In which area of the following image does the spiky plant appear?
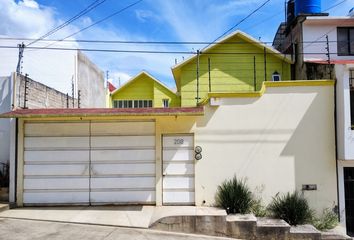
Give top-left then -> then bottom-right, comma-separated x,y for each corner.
215,176 -> 254,214
268,191 -> 313,226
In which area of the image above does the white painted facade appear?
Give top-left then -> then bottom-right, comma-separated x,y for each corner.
12,83 -> 337,214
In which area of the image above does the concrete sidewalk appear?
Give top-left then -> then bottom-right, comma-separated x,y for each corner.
0,205 -> 226,229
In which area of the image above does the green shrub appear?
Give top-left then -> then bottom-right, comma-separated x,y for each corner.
251,199 -> 268,217
268,191 -> 313,225
215,176 -> 254,214
312,208 -> 338,231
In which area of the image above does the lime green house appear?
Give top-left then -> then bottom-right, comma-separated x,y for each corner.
172,30 -> 293,107
109,71 -> 180,108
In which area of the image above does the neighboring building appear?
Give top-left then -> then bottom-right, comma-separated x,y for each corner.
172,30 -> 293,107
108,71 -> 180,108
272,3 -> 354,235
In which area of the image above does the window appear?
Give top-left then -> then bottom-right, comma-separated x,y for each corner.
337,27 -> 354,56
162,99 -> 169,108
113,100 -> 153,108
272,71 -> 281,81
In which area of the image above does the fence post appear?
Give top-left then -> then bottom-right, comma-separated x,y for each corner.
77,90 -> 81,108
254,56 -> 257,91
208,57 -> 211,93
23,74 -> 29,109
196,50 -> 200,105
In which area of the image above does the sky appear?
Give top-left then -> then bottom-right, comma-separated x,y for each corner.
0,0 -> 352,93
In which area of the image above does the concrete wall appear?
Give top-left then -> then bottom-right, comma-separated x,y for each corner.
157,83 -> 337,213
15,74 -> 77,109
0,76 -> 12,164
76,51 -> 105,108
13,82 -> 337,214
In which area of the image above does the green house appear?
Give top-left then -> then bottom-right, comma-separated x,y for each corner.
172,30 -> 293,107
109,71 -> 180,108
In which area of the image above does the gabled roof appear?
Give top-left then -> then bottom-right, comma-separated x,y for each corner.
111,71 -> 176,96
171,30 -> 293,90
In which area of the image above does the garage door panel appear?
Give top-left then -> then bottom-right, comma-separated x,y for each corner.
91,177 -> 155,189
90,191 -> 155,203
25,137 -> 89,149
163,191 -> 195,204
163,136 -> 193,148
24,150 -> 89,163
25,123 -> 89,137
24,178 -> 89,190
163,163 -> 194,175
24,192 -> 89,204
24,164 -> 89,176
163,149 -> 194,161
91,150 -> 155,161
91,122 -> 155,136
163,176 -> 194,189
91,136 -> 155,148
91,164 -> 155,175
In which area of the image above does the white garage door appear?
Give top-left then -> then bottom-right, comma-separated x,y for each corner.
162,135 -> 195,205
23,121 -> 156,205
23,122 -> 90,204
90,121 -> 156,204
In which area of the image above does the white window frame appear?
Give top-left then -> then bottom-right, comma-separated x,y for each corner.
162,99 -> 169,108
113,100 -> 153,108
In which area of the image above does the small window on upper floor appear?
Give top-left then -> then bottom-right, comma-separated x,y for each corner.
337,27 -> 354,56
272,71 -> 281,81
162,99 -> 169,108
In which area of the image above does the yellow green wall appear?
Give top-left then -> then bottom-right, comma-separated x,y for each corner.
179,35 -> 291,106
111,73 -> 180,107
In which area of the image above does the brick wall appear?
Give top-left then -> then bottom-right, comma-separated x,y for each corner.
15,74 -> 77,109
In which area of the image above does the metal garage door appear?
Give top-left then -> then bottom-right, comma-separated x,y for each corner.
23,121 -> 156,205
24,122 -> 90,204
162,134 -> 195,205
90,121 -> 156,204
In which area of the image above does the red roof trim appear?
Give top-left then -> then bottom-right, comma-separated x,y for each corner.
305,59 -> 354,64
0,107 -> 204,118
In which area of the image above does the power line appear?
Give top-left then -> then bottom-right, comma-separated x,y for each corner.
324,0 -> 348,12
209,0 -> 272,45
0,44 -> 343,55
42,0 -> 143,49
27,0 -> 107,46
0,36 -> 348,45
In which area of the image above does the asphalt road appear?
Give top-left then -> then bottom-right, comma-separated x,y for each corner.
0,218 -> 235,240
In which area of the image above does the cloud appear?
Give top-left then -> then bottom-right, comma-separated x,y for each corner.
18,0 -> 39,9
0,0 -> 55,37
135,9 -> 161,23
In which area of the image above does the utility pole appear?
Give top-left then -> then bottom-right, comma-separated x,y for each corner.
16,43 -> 25,74
106,70 -> 109,88
325,35 -> 332,79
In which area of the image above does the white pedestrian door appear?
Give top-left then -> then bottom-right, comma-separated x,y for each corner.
23,121 -> 156,205
162,135 -> 195,205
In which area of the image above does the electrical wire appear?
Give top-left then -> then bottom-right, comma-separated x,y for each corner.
41,0 -> 143,49
27,0 -> 107,46
208,0 -> 272,46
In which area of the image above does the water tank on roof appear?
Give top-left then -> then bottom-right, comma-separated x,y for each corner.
287,0 -> 295,23
295,0 -> 321,16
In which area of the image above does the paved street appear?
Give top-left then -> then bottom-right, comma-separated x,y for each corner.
0,218 -> 235,240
